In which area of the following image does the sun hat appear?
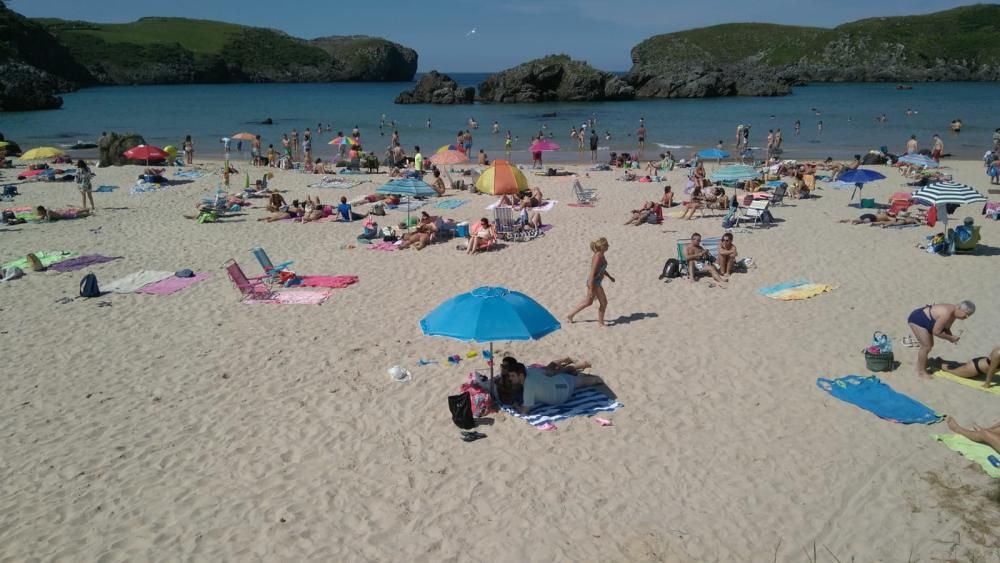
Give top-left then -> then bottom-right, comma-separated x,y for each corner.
388,366 -> 412,382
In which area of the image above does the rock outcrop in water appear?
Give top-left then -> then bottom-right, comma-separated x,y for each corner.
627,4 -> 1000,98
478,55 -> 634,103
99,133 -> 147,167
394,71 -> 475,104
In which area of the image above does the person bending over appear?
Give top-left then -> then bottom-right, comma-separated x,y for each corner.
907,301 -> 975,378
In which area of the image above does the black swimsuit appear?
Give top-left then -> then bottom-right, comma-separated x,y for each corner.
972,357 -> 989,377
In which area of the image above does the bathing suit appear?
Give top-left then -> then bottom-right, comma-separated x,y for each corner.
972,357 -> 989,377
591,261 -> 607,287
907,305 -> 935,333
859,213 -> 877,222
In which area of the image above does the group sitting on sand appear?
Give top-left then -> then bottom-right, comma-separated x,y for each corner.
498,187 -> 545,208
496,356 -> 604,414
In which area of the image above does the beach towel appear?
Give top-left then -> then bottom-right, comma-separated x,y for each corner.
3,251 -> 75,270
758,279 -> 834,301
933,434 -> 1000,478
389,200 -> 427,212
486,199 -> 557,212
103,270 -> 174,294
242,289 -> 331,305
296,275 -> 358,289
568,202 -> 594,208
173,170 -> 209,179
934,370 -> 1000,395
367,242 -> 399,251
136,272 -> 212,295
47,254 -> 123,272
95,185 -> 117,193
307,178 -> 361,189
434,199 -> 468,209
501,388 -> 623,428
816,375 -> 942,424
131,181 -> 162,194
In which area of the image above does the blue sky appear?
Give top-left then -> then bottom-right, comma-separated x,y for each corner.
11,0 -> 985,72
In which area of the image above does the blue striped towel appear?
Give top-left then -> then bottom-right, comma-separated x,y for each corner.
434,199 -> 468,209
502,388 -> 623,427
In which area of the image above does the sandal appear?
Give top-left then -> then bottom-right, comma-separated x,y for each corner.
901,336 -> 919,348
460,431 -> 486,442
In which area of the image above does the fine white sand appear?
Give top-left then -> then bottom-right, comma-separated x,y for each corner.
1,156 -> 998,562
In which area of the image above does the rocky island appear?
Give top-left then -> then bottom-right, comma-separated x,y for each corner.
477,55 -> 634,103
394,71 -> 474,104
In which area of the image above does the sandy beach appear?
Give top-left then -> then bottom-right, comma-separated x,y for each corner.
1,155 -> 998,562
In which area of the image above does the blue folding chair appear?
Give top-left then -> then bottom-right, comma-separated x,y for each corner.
250,247 -> 293,283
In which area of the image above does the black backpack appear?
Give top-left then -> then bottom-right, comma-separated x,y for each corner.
448,392 -> 476,429
660,258 -> 681,279
79,273 -> 101,298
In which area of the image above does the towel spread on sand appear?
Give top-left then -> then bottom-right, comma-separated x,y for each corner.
502,388 -> 623,428
242,289 -> 331,305
934,370 -> 1000,395
817,375 -> 942,424
758,279 -> 834,301
389,200 -> 427,212
48,255 -> 123,272
487,199 -> 557,212
173,170 -> 209,179
136,272 -> 212,295
434,199 -> 468,209
308,178 -> 361,189
95,185 -> 117,192
296,275 -> 358,289
103,270 -> 174,294
568,202 -> 595,208
3,251 -> 76,270
933,434 -> 1000,478
367,242 -> 399,251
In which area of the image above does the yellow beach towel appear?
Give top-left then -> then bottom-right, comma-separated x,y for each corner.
933,434 -> 1000,478
934,370 -> 1000,395
763,283 -> 835,301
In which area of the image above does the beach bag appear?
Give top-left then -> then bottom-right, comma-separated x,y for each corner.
864,347 -> 894,372
448,392 -> 476,429
460,374 -> 497,417
721,209 -> 737,229
79,273 -> 100,298
660,258 -> 681,279
860,198 -> 876,209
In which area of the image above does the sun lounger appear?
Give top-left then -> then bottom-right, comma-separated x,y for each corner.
737,199 -> 771,228
572,180 -> 597,205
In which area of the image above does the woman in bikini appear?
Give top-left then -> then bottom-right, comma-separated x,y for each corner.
906,301 -> 975,378
36,206 -> 91,221
567,237 -> 614,326
932,346 -> 999,389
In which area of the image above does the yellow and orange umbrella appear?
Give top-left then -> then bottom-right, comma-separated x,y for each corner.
475,160 -> 528,195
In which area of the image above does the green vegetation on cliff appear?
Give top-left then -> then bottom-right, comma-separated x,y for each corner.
35,16 -> 417,84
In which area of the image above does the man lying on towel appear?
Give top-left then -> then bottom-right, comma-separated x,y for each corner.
498,357 -> 604,414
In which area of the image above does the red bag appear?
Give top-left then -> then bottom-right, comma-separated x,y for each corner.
926,205 -> 937,227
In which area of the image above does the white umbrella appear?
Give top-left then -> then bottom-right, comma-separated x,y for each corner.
912,181 -> 987,228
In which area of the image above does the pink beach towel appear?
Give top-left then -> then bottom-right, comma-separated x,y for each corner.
242,289 -> 331,305
367,242 -> 399,251
136,272 -> 212,295
297,275 -> 358,288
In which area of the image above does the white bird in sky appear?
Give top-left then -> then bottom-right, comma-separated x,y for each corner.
465,28 -> 476,38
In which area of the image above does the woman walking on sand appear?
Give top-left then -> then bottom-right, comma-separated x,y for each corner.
567,237 -> 615,326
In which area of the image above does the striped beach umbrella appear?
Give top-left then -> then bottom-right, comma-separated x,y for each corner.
709,164 -> 759,182
475,160 -> 528,195
329,136 -> 357,146
912,181 -> 986,207
436,144 -> 465,154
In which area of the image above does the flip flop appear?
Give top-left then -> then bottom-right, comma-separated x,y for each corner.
901,336 -> 919,348
537,422 -> 557,432
460,431 -> 486,442
594,417 -> 614,427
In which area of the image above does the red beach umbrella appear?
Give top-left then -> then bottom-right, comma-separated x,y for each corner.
123,144 -> 169,165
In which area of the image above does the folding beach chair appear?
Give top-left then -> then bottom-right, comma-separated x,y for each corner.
887,192 -> 912,216
493,207 -> 538,242
572,180 -> 597,205
251,247 -> 293,278
769,184 -> 788,206
224,259 -> 276,301
737,199 -> 771,228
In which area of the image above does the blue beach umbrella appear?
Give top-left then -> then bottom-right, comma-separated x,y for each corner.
420,286 -> 561,378
697,148 -> 730,160
838,168 -> 887,200
709,164 -> 759,183
377,178 -> 439,227
897,154 -> 939,168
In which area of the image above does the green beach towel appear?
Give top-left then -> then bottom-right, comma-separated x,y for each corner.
3,251 -> 76,270
933,434 -> 1000,478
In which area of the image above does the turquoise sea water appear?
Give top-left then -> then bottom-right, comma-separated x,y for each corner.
3,74 -> 999,161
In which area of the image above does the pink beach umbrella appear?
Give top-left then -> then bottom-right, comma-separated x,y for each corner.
528,139 -> 561,152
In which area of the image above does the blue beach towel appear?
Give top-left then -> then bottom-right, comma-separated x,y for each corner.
95,185 -> 117,192
434,199 -> 468,209
816,375 -> 942,424
502,388 -> 623,427
758,279 -> 811,296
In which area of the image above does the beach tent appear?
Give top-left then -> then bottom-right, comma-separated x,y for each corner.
476,160 -> 528,195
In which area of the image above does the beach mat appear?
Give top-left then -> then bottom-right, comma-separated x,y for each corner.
487,199 -> 557,212
817,375 -> 942,424
296,275 -> 358,289
103,270 -> 174,294
434,199 -> 468,209
48,254 -> 122,273
308,178 -> 361,189
136,272 -> 212,295
934,370 -> 1000,395
568,202 -> 595,208
367,242 -> 399,251
3,251 -> 76,270
933,434 -> 1000,478
502,387 -> 623,428
759,279 -> 834,301
242,289 -> 331,305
